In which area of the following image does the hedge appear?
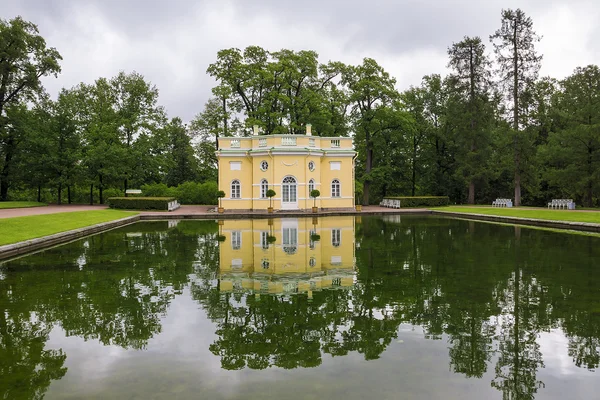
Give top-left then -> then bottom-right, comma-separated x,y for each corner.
107,197 -> 177,210
384,196 -> 449,207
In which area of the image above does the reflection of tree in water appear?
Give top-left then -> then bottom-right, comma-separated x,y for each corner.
0,220 -> 219,398
0,305 -> 67,400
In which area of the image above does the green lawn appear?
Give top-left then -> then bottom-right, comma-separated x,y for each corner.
436,206 -> 600,224
0,210 -> 138,246
0,201 -> 47,209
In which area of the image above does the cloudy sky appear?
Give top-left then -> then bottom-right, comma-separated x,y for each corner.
4,0 -> 600,122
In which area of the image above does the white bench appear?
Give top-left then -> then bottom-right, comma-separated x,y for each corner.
379,199 -> 401,208
125,189 -> 142,195
492,198 -> 513,208
548,199 -> 575,210
167,200 -> 180,211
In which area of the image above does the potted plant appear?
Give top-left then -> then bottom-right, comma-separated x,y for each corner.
266,189 -> 276,213
217,190 -> 226,213
310,189 -> 320,213
355,182 -> 363,212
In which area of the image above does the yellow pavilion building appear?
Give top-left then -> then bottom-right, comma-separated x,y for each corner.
217,216 -> 356,296
216,125 -> 356,211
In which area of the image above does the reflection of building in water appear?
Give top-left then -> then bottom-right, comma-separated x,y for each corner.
218,217 -> 355,295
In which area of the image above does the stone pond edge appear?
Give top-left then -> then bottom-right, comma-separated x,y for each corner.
432,210 -> 600,233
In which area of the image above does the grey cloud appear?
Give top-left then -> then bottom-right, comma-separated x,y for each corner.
4,0 -> 600,122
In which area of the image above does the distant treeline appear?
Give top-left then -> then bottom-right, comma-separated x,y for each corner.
1,10 -> 599,206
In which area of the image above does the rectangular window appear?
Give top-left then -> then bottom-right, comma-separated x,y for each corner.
332,229 -> 341,247
330,139 -> 340,148
231,231 -> 241,250
230,161 -> 241,171
330,161 -> 341,171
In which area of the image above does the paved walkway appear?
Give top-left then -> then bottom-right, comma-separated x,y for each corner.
0,205 -> 108,219
0,204 -> 427,219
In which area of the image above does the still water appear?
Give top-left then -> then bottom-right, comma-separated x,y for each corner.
1,215 -> 599,399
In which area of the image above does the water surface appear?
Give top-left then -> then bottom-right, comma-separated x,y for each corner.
1,215 -> 599,400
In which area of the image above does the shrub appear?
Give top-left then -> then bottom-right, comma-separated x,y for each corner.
141,183 -> 176,198
384,196 -> 449,207
141,181 -> 218,205
107,197 -> 177,210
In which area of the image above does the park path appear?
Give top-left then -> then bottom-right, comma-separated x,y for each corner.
0,204 -> 108,219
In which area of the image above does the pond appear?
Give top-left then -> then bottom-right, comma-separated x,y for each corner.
1,215 -> 599,400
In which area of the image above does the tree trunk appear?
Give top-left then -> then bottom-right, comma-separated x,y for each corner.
0,137 -> 15,201
124,178 -> 128,197
37,185 -> 42,203
89,184 -> 94,205
512,21 -> 521,207
411,136 -> 417,196
99,175 -> 104,204
67,185 -> 71,204
363,142 -> 373,206
468,180 -> 475,204
57,182 -> 62,205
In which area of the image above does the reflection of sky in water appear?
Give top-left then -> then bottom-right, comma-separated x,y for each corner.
42,288 -> 599,400
2,217 -> 600,399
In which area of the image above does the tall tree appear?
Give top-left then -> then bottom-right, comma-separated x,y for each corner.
447,36 -> 494,204
490,9 -> 542,206
0,17 -> 62,200
343,58 -> 402,204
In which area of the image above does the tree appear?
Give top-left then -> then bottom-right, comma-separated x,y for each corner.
541,66 -> 600,206
165,117 -> 198,187
110,71 -> 163,193
447,36 -> 494,204
343,58 -> 402,204
490,9 -> 542,206
0,17 -> 62,200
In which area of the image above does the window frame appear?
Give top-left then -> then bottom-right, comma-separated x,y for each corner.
260,179 -> 269,199
231,179 -> 241,199
331,179 -> 341,198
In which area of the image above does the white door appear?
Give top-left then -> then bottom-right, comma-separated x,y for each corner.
281,176 -> 298,209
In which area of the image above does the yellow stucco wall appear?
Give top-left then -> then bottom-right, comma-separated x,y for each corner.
217,132 -> 356,210
218,216 -> 355,295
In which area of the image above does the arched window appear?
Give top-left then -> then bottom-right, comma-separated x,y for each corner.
308,179 -> 315,195
231,179 -> 241,199
260,179 -> 269,199
331,179 -> 341,198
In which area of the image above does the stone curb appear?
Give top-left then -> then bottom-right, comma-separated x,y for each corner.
0,215 -> 141,261
432,211 -> 600,233
138,209 -> 432,220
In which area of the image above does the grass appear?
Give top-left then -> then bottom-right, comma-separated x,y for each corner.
0,210 -> 138,246
0,201 -> 47,209
435,206 -> 600,224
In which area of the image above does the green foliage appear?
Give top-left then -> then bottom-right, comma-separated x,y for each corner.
107,197 -> 177,210
310,189 -> 320,198
266,189 -> 276,198
384,196 -> 450,207
141,182 -> 218,205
